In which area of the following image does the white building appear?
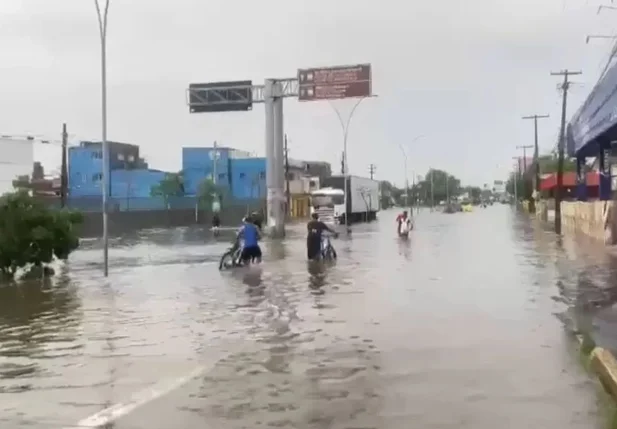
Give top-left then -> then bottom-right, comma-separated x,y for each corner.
0,136 -> 35,196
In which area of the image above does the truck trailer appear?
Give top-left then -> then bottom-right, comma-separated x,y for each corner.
310,175 -> 379,224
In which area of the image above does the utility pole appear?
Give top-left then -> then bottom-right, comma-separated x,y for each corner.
522,114 -> 550,199
284,134 -> 290,218
551,69 -> 581,234
368,163 -> 376,180
516,144 -> 533,202
60,123 -> 68,208
516,145 -> 533,173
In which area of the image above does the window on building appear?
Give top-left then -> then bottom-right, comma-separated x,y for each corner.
259,171 -> 266,180
239,173 -> 246,179
218,173 -> 225,180
92,173 -> 103,182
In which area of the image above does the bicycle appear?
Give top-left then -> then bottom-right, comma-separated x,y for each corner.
218,240 -> 243,270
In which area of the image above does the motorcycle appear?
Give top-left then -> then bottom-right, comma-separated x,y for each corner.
218,239 -> 244,270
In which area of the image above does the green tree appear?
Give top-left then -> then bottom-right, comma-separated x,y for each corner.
412,169 -> 461,204
150,172 -> 184,209
463,186 -> 482,200
0,190 -> 83,280
197,178 -> 224,211
12,175 -> 31,191
379,181 -> 403,208
506,172 -> 531,199
536,154 -> 577,174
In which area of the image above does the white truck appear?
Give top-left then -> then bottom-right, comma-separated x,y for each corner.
310,175 -> 379,225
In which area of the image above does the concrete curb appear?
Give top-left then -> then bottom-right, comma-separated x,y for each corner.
576,334 -> 617,404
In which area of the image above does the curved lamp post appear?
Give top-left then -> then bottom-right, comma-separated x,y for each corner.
94,0 -> 110,276
328,95 -> 377,233
399,135 -> 424,212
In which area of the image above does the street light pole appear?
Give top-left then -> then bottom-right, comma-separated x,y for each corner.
94,0 -> 110,277
329,96 -> 376,233
598,5 -> 617,14
398,145 -> 409,210
398,135 -> 423,214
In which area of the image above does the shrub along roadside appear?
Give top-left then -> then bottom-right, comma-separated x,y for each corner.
0,190 -> 83,281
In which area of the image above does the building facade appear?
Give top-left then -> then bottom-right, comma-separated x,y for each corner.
0,136 -> 35,196
67,142 -> 330,212
182,146 -> 266,200
68,141 -> 169,211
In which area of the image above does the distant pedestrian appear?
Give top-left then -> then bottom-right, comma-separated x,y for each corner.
212,212 -> 221,236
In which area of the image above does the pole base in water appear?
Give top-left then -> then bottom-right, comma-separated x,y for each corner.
268,224 -> 286,239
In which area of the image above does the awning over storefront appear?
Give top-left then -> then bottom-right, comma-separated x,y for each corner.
568,60 -> 617,158
539,172 -> 599,191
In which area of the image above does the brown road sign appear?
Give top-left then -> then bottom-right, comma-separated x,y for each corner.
297,64 -> 371,101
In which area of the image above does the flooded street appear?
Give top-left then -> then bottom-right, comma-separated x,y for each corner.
1,206 -> 614,428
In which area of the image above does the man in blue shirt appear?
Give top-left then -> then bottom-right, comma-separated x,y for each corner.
238,216 -> 262,264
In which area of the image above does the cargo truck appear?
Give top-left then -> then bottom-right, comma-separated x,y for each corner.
310,175 -> 379,225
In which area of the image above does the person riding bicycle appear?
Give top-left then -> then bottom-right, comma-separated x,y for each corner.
238,215 -> 262,264
307,212 -> 338,261
396,210 -> 411,235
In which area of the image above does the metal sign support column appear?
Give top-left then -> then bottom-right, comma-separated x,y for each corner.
273,82 -> 286,237
264,80 -> 276,230
264,79 -> 286,237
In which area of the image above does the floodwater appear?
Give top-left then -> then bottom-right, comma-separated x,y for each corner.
0,206 -> 614,428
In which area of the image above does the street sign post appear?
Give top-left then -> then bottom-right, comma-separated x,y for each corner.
297,64 -> 372,101
296,63 -> 373,232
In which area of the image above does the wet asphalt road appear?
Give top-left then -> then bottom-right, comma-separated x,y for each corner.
0,205 -> 614,428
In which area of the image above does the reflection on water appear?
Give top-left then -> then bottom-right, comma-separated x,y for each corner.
0,208 -> 613,428
308,267 -> 326,295
0,271 -> 81,387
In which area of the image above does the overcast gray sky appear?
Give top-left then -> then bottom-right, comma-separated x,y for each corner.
0,0 -> 615,187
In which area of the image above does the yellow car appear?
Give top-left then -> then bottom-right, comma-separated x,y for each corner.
461,203 -> 473,212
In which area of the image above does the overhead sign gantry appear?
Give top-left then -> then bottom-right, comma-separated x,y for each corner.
185,63 -> 373,237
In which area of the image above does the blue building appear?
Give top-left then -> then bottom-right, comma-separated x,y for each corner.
229,158 -> 266,199
68,141 -> 173,211
69,142 -> 272,211
181,146 -> 266,200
